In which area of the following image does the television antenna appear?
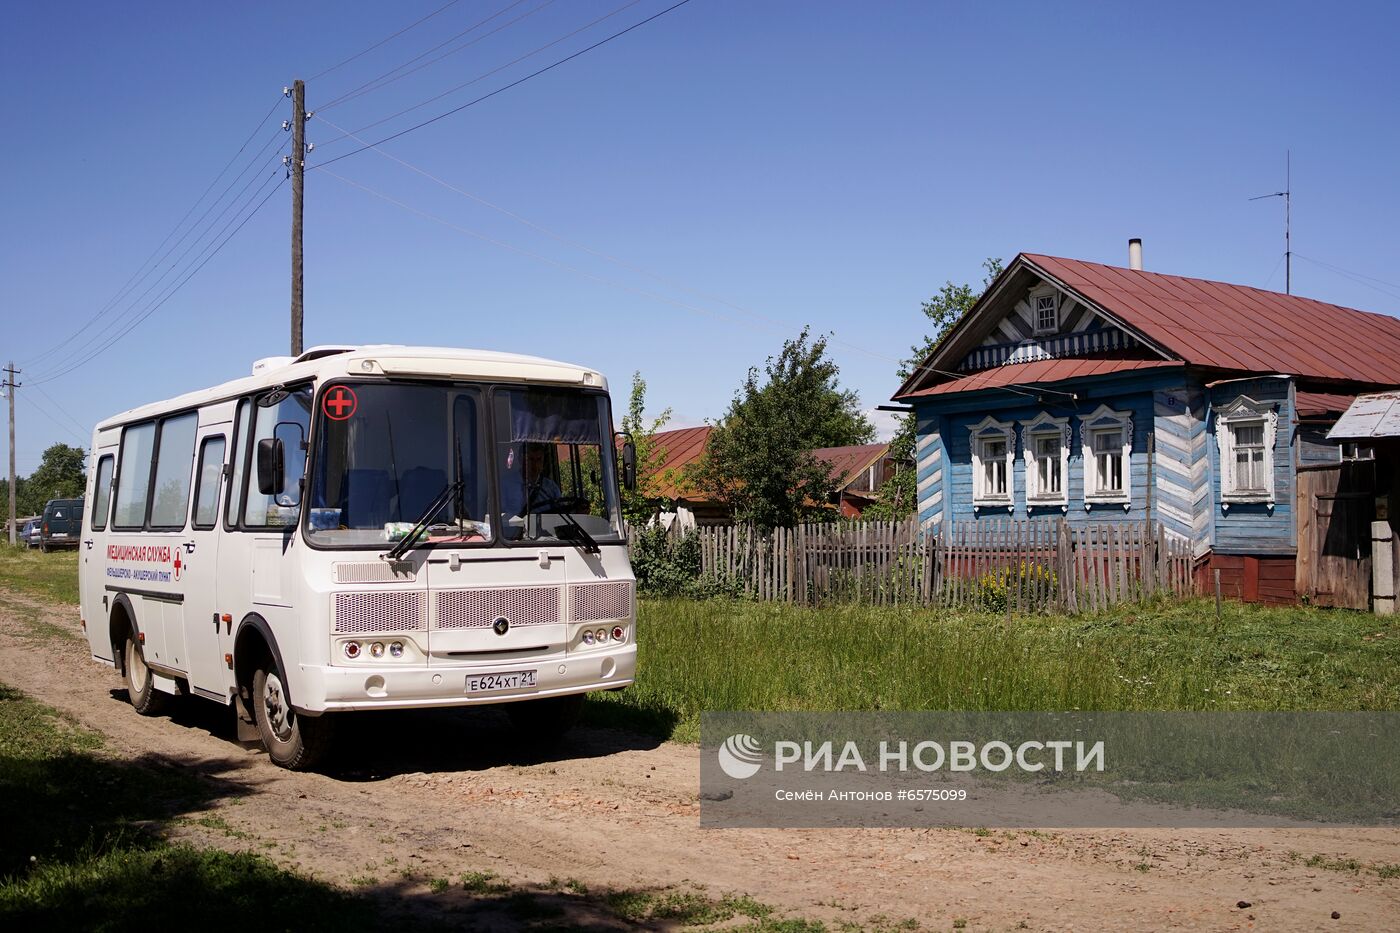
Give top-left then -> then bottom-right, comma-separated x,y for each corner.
1250,150 -> 1291,294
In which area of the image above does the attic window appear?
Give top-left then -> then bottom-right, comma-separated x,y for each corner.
1033,292 -> 1059,335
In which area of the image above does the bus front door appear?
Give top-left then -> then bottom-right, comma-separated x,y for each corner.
182,426 -> 234,702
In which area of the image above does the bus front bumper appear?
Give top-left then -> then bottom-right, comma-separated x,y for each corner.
296,644 -> 636,713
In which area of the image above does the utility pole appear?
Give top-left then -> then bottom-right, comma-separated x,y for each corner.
4,363 -> 18,546
288,79 -> 306,356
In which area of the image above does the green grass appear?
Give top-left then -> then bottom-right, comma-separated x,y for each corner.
587,597 -> 1400,742
0,681 -> 384,931
0,545 -> 78,605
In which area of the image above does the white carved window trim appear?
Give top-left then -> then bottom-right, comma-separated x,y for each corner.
1020,412 -> 1070,509
1031,286 -> 1059,336
968,416 -> 1015,511
1216,396 -> 1279,510
1081,404 -> 1133,510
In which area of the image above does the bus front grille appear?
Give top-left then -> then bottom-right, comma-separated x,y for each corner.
435,586 -> 561,629
570,581 -> 633,622
334,591 -> 426,633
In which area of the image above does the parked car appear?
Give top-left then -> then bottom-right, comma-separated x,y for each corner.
22,518 -> 41,548
39,498 -> 84,552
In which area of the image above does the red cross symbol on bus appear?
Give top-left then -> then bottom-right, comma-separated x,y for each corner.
322,386 -> 358,421
172,551 -> 183,580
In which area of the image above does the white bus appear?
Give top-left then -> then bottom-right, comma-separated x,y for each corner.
79,346 -> 638,769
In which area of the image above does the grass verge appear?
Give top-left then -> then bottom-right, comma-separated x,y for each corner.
0,681 -> 380,931
587,596 -> 1400,742
0,545 -> 78,605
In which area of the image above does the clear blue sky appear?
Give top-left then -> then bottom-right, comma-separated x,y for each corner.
3,0 -> 1397,474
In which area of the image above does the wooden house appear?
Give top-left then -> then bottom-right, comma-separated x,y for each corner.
814,443 -> 902,518
894,249 -> 1400,604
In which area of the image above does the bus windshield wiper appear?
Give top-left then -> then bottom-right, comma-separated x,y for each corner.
383,479 -> 462,562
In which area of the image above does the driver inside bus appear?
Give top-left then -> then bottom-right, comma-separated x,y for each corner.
523,443 -> 563,513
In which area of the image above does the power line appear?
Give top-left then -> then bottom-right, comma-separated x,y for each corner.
316,0 -> 644,148
308,0 -> 467,81
317,0 -> 548,112
30,175 -> 288,387
1294,254 -> 1400,303
32,145 -> 289,381
24,392 -> 89,448
30,384 -> 89,439
316,164 -> 1040,399
21,94 -> 286,369
312,0 -> 694,168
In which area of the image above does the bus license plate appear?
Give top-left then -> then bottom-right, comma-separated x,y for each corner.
466,670 -> 537,694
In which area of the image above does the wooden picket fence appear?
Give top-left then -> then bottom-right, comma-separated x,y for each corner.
629,519 -> 1195,612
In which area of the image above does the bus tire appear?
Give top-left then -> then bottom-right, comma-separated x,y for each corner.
506,693 -> 585,741
252,663 -> 333,771
123,633 -> 170,716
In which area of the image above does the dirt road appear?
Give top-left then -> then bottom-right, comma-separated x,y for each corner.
3,588 -> 1397,931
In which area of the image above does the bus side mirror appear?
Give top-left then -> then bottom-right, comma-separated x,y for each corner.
257,438 -> 284,496
621,440 -> 637,492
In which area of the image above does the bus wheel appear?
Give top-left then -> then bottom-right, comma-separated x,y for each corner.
252,664 -> 333,771
506,693 -> 585,741
123,633 -> 170,716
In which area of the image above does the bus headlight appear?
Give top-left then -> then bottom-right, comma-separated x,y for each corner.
581,630 -> 595,646
389,641 -> 404,658
343,641 -> 361,659
612,626 -> 626,642
369,642 -> 385,659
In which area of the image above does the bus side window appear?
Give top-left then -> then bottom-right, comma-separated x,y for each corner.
90,455 -> 114,532
192,436 -> 226,530
226,400 -> 252,529
243,386 -> 312,527
150,413 -> 198,530
113,422 -> 156,530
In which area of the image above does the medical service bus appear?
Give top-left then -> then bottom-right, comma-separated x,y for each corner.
78,346 -> 638,770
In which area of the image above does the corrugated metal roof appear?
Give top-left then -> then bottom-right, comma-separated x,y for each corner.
1025,254 -> 1400,384
1327,391 -> 1400,440
1295,391 -> 1357,419
813,443 -> 889,491
644,426 -> 712,499
901,358 -> 1183,398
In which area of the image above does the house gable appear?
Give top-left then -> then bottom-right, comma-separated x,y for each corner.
898,255 -> 1172,396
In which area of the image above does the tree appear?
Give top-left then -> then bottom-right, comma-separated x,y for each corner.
898,257 -> 1004,383
695,328 -> 873,529
24,443 -> 87,512
584,371 -> 671,526
869,258 -> 1003,520
617,371 -> 672,525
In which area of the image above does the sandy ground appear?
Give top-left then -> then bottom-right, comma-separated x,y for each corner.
2,588 -> 1398,931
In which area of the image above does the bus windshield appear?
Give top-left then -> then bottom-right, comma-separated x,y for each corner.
306,382 -> 622,548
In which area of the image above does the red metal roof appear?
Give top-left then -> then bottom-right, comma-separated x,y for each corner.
902,358 -> 1183,398
1025,254 -> 1400,384
813,443 -> 889,491
1295,391 -> 1357,419
644,425 -> 712,500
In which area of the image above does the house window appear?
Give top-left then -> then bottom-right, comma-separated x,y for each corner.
1215,396 -> 1279,506
1033,292 -> 1058,335
1020,413 -> 1070,506
968,416 -> 1015,509
1081,405 -> 1133,507
1092,428 -> 1125,492
1230,421 -> 1267,493
982,438 -> 1009,496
